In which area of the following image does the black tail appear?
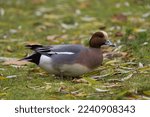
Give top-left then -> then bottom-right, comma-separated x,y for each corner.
19,55 -> 32,61
26,45 -> 43,50
19,53 -> 41,65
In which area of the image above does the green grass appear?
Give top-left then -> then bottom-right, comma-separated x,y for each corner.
0,0 -> 150,100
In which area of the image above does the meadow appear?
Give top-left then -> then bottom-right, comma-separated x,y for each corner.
0,0 -> 150,99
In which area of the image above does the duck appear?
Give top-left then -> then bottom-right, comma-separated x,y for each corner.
20,31 -> 115,77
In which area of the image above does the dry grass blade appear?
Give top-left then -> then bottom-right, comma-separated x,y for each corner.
95,88 -> 109,92
72,78 -> 89,84
91,73 -> 112,80
121,74 -> 133,81
71,89 -> 82,95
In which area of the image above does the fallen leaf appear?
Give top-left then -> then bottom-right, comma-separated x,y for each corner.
2,87 -> 9,91
58,85 -> 69,94
120,66 -> 135,70
75,9 -> 81,15
138,66 -> 150,72
73,92 -> 87,97
36,72 -> 48,76
43,22 -> 55,28
95,88 -> 109,92
79,1 -> 90,9
124,2 -> 130,7
71,89 -> 82,95
43,14 -> 62,19
6,75 -> 17,79
0,57 -> 17,62
129,17 -> 145,24
104,52 -> 128,59
0,8 -> 5,16
72,78 -> 88,84
45,85 -> 51,90
121,62 -> 137,66
138,62 -> 144,68
141,95 -> 150,100
46,35 -> 58,40
0,68 -> 5,71
116,68 -> 130,74
121,73 -> 133,81
3,59 -> 29,66
134,28 -> 147,33
142,42 -> 148,46
35,7 -> 52,16
105,59 -> 120,65
113,45 -> 123,52
112,13 -> 127,22
102,84 -> 122,88
92,74 -> 111,80
44,82 -> 52,85
6,46 -> 13,52
29,68 -> 41,72
9,29 -> 18,34
61,22 -> 78,29
109,25 -> 121,31
115,3 -> 121,8
142,12 -> 150,18
26,85 -> 45,90
81,16 -> 96,22
108,79 -> 122,82
128,34 -> 136,40
115,31 -> 124,37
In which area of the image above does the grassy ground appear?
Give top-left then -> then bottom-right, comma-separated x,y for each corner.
0,0 -> 150,100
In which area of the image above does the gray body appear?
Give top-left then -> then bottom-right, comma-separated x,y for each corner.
24,44 -> 103,77
21,31 -> 114,77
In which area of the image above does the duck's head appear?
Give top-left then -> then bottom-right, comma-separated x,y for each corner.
89,31 -> 115,48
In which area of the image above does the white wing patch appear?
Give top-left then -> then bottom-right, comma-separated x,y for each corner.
47,52 -> 75,55
35,47 -> 75,55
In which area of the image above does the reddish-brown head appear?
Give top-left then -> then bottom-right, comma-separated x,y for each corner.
89,31 -> 115,48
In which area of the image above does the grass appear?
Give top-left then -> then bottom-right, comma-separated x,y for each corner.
0,0 -> 150,100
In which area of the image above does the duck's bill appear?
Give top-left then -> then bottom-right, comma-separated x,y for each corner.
105,40 -> 116,47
